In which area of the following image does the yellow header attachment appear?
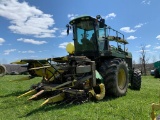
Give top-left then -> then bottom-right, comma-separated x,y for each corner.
66,43 -> 75,54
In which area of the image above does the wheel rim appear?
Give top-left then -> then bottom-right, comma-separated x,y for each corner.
118,68 -> 126,89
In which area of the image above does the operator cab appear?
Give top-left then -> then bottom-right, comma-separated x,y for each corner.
69,15 -> 106,58
68,15 -> 130,60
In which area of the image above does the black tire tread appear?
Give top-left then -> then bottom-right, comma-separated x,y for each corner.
131,69 -> 141,90
99,58 -> 129,97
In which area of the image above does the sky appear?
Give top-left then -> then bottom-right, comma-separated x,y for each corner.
0,0 -> 160,64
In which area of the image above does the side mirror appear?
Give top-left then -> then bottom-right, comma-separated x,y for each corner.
99,19 -> 105,28
66,24 -> 70,35
96,15 -> 101,19
96,15 -> 105,28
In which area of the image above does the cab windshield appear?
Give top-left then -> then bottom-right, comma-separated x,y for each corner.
74,21 -> 97,52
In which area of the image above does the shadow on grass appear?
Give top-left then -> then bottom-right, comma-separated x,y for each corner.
128,85 -> 141,91
17,86 -> 140,118
0,90 -> 28,98
19,95 -> 118,118
19,103 -> 76,118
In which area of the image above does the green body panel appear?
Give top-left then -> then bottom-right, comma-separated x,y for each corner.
154,61 -> 160,73
100,49 -> 132,59
96,70 -> 103,83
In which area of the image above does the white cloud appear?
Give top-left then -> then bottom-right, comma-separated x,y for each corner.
4,49 -> 16,55
145,44 -> 151,48
59,42 -> 69,49
59,30 -> 68,37
134,23 -> 143,28
0,0 -> 57,38
105,13 -> 116,19
120,27 -> 136,33
18,50 -> 35,53
17,38 -> 47,45
68,14 -> 78,20
59,42 -> 73,49
58,29 -> 72,37
141,0 -> 151,5
134,23 -> 147,28
127,36 -> 137,40
154,46 -> 160,50
156,35 -> 160,40
0,38 -> 5,45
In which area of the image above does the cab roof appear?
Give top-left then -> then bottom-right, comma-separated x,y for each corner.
69,15 -> 96,25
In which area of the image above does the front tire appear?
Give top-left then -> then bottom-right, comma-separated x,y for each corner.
99,58 -> 129,97
130,69 -> 141,90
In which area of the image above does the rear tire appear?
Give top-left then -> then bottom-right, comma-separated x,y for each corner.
130,69 -> 141,90
99,58 -> 129,97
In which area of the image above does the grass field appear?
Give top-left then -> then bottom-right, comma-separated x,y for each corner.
0,75 -> 160,120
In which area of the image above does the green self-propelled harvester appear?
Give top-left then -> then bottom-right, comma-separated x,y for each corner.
12,15 -> 141,106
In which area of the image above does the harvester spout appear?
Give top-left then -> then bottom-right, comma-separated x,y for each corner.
89,83 -> 105,100
95,83 -> 105,100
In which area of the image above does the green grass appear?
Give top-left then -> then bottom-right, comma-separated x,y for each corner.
0,75 -> 160,120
